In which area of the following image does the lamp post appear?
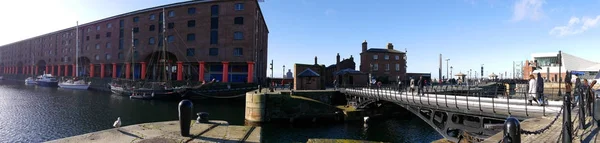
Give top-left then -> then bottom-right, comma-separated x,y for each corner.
269,60 -> 273,89
469,69 -> 472,84
450,66 -> 453,79
445,59 -> 450,81
283,65 -> 285,78
481,64 -> 484,80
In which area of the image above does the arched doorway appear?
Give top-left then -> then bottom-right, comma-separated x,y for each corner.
17,61 -> 24,75
0,63 -> 5,74
77,56 -> 91,77
143,51 -> 178,81
37,60 -> 47,75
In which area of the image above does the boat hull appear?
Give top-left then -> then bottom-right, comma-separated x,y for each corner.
110,84 -> 187,100
37,81 -> 59,87
25,81 -> 37,85
59,83 -> 89,90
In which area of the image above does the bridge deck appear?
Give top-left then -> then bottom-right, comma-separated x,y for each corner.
484,111 -> 600,143
342,88 -> 562,119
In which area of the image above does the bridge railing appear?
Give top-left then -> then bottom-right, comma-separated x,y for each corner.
492,76 -> 593,143
341,79 -> 565,117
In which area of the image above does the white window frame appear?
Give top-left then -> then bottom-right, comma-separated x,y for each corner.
235,3 -> 244,11
385,64 -> 390,71
373,55 -> 378,60
373,64 -> 379,71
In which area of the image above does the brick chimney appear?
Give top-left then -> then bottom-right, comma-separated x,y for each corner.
362,40 -> 368,52
336,53 -> 340,64
387,43 -> 394,50
314,56 -> 318,65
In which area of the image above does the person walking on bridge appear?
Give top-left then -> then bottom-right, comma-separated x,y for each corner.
410,78 -> 415,94
528,74 -> 540,105
418,76 -> 425,96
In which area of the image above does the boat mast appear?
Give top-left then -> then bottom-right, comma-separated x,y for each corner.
75,21 -> 79,77
162,8 -> 167,82
131,27 -> 135,81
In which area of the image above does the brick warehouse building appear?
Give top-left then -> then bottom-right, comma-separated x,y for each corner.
0,0 -> 269,83
359,40 -> 407,82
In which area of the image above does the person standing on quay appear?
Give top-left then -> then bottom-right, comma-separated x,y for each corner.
536,73 -> 545,106
527,74 -> 540,105
333,79 -> 337,90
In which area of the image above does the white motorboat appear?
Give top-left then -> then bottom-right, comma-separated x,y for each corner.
59,78 -> 90,90
36,74 -> 59,87
25,77 -> 37,84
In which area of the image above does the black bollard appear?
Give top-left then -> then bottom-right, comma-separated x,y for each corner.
563,95 -> 572,143
178,100 -> 193,136
503,117 -> 521,143
258,85 -> 262,92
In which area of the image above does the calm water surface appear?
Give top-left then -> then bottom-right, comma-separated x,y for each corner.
0,80 -> 439,143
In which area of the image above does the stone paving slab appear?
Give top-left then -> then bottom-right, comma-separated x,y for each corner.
484,111 -> 600,143
46,120 -> 261,143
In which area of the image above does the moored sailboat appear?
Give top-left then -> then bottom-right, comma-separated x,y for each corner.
58,21 -> 91,90
110,9 -> 188,100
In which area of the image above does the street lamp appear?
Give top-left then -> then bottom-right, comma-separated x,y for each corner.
450,66 -> 453,79
283,65 -> 285,78
445,59 -> 450,81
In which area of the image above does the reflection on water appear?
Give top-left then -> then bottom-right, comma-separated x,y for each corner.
0,80 -> 440,143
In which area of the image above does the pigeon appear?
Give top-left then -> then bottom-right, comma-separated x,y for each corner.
113,117 -> 121,128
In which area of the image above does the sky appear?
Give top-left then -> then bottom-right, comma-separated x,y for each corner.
1,0 -> 600,79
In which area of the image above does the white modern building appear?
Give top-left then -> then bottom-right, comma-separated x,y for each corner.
524,52 -> 600,81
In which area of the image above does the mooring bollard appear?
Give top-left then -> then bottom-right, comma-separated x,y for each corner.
503,117 -> 521,143
563,95 -> 572,143
178,100 -> 193,136
196,112 -> 210,123
258,85 -> 262,92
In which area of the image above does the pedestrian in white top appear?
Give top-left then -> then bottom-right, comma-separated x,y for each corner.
528,74 -> 540,105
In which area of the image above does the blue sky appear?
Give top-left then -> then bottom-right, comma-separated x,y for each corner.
261,0 -> 600,78
2,0 -> 600,79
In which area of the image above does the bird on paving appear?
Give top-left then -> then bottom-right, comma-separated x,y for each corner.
113,117 -> 121,128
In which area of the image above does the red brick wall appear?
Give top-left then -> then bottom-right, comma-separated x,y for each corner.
360,52 -> 407,81
0,0 -> 268,81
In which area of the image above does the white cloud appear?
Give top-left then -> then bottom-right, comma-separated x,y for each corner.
324,9 -> 336,16
511,0 -> 545,21
549,16 -> 600,37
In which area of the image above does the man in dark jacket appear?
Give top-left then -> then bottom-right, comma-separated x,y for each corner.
537,73 -> 545,106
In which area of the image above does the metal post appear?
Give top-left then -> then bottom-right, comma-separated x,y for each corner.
508,87 -> 511,115
478,86 -> 482,111
503,117 -> 521,143
427,86 -> 431,105
178,100 -> 193,136
563,95 -> 572,143
445,85 -> 448,107
466,86 -> 470,110
446,59 -> 450,82
525,88 -> 528,116
578,78 -> 586,130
